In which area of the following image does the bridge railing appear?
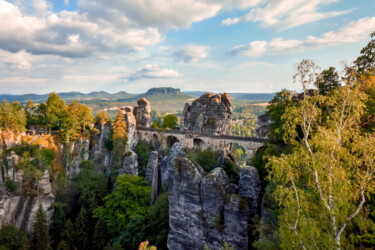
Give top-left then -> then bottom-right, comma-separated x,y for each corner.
136,126 -> 265,143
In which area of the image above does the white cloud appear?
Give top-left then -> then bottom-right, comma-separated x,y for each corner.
221,17 -> 241,26
224,0 -> 352,31
230,17 -> 375,56
0,49 -> 33,69
172,44 -> 211,62
0,0 -> 164,58
124,64 -> 181,81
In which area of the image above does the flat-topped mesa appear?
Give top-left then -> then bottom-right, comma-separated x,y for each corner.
180,92 -> 232,136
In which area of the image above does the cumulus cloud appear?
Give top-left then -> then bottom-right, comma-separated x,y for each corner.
230,17 -> 375,56
172,44 -> 211,62
0,49 -> 33,70
124,64 -> 181,82
0,0 -> 163,58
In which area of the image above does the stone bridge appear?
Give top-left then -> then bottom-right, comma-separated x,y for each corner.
136,127 -> 265,159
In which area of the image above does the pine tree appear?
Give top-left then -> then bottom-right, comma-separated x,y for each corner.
60,219 -> 74,248
33,205 -> 50,250
93,217 -> 108,250
112,110 -> 127,167
74,208 -> 89,249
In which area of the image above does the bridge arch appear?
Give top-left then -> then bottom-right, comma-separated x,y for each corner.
193,138 -> 206,150
166,135 -> 180,148
152,133 -> 160,148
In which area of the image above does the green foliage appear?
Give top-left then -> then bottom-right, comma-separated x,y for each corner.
5,143 -> 39,158
60,219 -> 74,248
104,130 -> 114,151
136,140 -> 154,177
186,147 -> 219,173
266,89 -> 294,142
73,208 -> 89,250
94,174 -> 151,235
232,144 -> 246,164
162,114 -> 178,129
112,110 -> 128,167
34,149 -> 55,168
93,217 -> 109,250
96,110 -> 109,124
73,161 -> 108,212
117,215 -> 147,250
146,192 -> 170,248
5,178 -> 16,192
0,100 -> 26,132
213,214 -> 224,231
46,92 -> 66,130
33,205 -> 50,250
197,148 -> 219,173
0,224 -> 29,250
354,31 -> 375,73
315,67 -> 341,95
222,159 -> 239,184
151,117 -> 162,129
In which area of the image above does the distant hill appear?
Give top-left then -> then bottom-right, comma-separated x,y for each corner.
0,91 -> 137,104
182,91 -> 275,101
120,87 -> 192,102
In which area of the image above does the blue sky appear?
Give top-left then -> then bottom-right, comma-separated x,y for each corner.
0,0 -> 374,94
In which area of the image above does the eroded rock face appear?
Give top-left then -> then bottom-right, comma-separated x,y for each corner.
167,156 -> 258,250
90,121 -> 112,168
167,157 -> 206,250
159,142 -> 187,189
68,139 -> 90,178
145,151 -> 159,203
134,98 -> 152,127
238,166 -> 261,215
255,113 -> 273,139
180,93 -> 232,136
121,150 -> 138,176
121,106 -> 138,150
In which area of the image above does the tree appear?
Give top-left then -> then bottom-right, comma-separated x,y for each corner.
96,111 -> 109,124
93,218 -> 109,250
162,114 -> 178,129
293,59 -> 320,100
112,110 -> 128,167
33,205 -> 50,250
267,63 -> 375,249
74,161 -> 108,213
60,219 -> 74,249
0,224 -> 29,250
315,67 -> 341,95
73,208 -> 89,249
354,31 -> 375,73
93,174 -> 151,234
46,92 -> 66,132
0,100 -> 26,132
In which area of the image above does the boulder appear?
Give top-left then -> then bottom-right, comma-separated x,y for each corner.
180,93 -> 232,136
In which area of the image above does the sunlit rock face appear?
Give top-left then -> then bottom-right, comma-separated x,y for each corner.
180,93 -> 232,136
134,98 -> 152,128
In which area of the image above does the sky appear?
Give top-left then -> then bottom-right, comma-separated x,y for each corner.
0,0 -> 374,94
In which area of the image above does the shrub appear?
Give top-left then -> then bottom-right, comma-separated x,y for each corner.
5,178 -> 16,192
0,224 -> 29,250
197,148 -> 219,173
222,159 -> 239,184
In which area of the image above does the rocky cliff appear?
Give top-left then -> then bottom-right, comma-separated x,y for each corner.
180,93 -> 232,136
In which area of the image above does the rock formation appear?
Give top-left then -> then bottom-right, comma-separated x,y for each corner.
122,150 -> 139,176
90,121 -> 112,169
255,113 -> 273,138
134,98 -> 152,127
180,93 -> 232,136
145,151 -> 159,203
238,166 -> 261,215
167,153 -> 261,249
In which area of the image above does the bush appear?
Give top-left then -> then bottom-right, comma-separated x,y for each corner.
197,148 -> 219,173
5,178 -> 16,192
136,141 -> 154,177
222,159 -> 239,184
